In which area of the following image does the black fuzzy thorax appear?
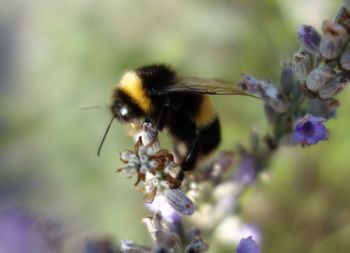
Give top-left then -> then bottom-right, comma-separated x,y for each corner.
136,64 -> 204,128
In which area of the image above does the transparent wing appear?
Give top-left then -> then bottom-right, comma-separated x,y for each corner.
155,77 -> 255,96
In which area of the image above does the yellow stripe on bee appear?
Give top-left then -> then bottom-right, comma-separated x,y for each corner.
118,71 -> 152,113
195,95 -> 216,127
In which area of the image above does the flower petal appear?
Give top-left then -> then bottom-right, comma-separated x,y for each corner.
236,236 -> 261,253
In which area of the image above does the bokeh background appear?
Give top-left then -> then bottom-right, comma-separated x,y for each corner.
1,0 -> 349,252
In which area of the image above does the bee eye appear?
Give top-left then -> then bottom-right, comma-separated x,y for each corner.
120,106 -> 128,117
117,105 -> 130,121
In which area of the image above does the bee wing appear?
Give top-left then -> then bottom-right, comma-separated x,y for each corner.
156,77 -> 256,97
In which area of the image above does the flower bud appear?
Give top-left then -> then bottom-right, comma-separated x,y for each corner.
154,231 -> 181,253
320,20 -> 348,59
121,240 -> 152,253
236,236 -> 261,253
238,74 -> 260,94
152,246 -> 170,253
318,71 -> 350,99
340,48 -> 350,70
335,6 -> 350,32
264,104 -> 278,125
164,189 -> 194,215
239,74 -> 289,113
306,98 -> 339,119
280,62 -> 295,96
292,49 -> 313,83
297,25 -> 321,55
306,64 -> 336,92
141,122 -> 158,146
142,212 -> 163,239
185,238 -> 209,253
120,150 -> 137,162
345,0 -> 350,13
259,81 -> 290,113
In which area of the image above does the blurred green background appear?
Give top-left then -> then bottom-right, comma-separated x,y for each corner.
1,0 -> 349,252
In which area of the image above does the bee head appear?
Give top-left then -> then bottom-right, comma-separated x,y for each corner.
111,88 -> 145,123
111,102 -> 130,122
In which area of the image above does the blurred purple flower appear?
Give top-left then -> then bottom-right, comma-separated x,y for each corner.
83,238 -> 120,253
236,236 -> 261,253
214,216 -> 262,247
120,240 -> 151,253
234,156 -> 257,185
0,208 -> 60,253
292,114 -> 328,146
239,225 -> 262,246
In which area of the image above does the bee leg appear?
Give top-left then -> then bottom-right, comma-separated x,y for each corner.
156,105 -> 169,131
176,135 -> 200,182
156,99 -> 170,131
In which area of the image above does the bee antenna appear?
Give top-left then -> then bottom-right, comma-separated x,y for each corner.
97,117 -> 116,157
81,104 -> 108,110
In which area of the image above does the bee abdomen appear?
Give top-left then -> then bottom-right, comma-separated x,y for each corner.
198,117 -> 221,155
194,95 -> 217,128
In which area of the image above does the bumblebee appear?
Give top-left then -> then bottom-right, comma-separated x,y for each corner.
100,64 -> 251,182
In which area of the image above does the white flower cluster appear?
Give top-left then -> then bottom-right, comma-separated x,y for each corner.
118,122 -> 194,216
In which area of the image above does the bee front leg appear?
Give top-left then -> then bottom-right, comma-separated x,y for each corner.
156,98 -> 171,131
176,135 -> 200,182
156,106 -> 169,131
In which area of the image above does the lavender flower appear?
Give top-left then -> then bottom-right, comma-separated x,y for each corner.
184,237 -> 209,253
335,6 -> 350,32
238,74 -> 261,94
146,194 -> 181,222
236,236 -> 261,253
239,74 -> 289,113
320,20 -> 347,59
120,240 -> 151,253
340,48 -> 350,70
292,49 -> 312,84
297,25 -> 321,55
318,71 -> 350,99
292,114 -> 328,146
214,217 -> 261,247
234,155 -> 257,186
118,123 -> 180,202
185,229 -> 209,253
306,63 -> 335,92
84,239 -> 120,253
164,189 -> 195,216
142,212 -> 181,252
0,208 -> 63,253
305,98 -> 339,119
344,0 -> 350,14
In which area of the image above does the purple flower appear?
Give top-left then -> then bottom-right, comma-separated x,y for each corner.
236,236 -> 261,253
0,208 -> 61,253
164,189 -> 195,216
234,156 -> 257,185
146,194 -> 181,222
292,114 -> 328,146
83,239 -> 119,253
297,25 -> 321,55
239,74 -> 261,94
